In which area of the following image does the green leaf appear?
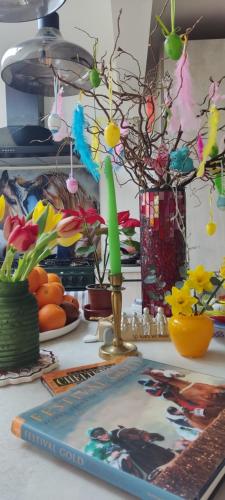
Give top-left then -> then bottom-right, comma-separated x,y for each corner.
76,245 -> 95,256
121,227 -> 135,237
122,239 -> 140,251
35,206 -> 49,235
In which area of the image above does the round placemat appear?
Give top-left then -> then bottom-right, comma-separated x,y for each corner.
0,349 -> 58,387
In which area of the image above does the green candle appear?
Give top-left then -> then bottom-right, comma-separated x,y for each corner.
104,156 -> 121,275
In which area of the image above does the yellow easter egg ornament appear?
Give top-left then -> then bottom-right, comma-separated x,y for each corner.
206,221 -> 217,236
104,121 -> 120,148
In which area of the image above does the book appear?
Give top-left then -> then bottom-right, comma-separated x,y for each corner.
41,359 -> 125,395
12,357 -> 225,500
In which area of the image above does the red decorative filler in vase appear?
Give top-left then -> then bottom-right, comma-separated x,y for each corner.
140,188 -> 186,315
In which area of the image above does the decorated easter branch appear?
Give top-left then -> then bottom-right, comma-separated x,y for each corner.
49,5 -> 225,204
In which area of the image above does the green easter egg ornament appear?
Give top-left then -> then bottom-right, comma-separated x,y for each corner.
164,32 -> 183,60
89,68 -> 101,88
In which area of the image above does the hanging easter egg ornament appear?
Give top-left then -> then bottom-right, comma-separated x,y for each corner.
104,70 -> 120,148
164,32 -> 183,61
156,0 -> 183,61
48,113 -> 62,134
89,67 -> 101,88
104,121 -> 120,148
206,221 -> 217,236
89,38 -> 101,88
48,77 -> 62,135
66,141 -> 79,194
206,191 -> 217,236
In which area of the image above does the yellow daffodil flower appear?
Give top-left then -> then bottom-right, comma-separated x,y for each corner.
58,232 -> 82,247
165,285 -> 198,316
33,200 -> 62,232
0,194 -> 5,221
185,265 -> 214,294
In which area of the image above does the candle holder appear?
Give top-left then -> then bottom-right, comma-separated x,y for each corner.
99,273 -> 138,360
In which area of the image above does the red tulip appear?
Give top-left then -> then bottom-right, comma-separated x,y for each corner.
8,221 -> 39,252
56,216 -> 82,238
3,215 -> 26,241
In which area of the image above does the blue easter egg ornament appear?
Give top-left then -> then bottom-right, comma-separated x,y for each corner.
217,195 -> 225,210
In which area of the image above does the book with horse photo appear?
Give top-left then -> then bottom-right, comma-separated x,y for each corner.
11,357 -> 225,500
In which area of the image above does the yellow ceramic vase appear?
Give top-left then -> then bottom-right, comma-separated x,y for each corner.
168,315 -> 213,358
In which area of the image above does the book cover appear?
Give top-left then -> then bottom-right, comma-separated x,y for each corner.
12,357 -> 225,500
41,358 -> 125,395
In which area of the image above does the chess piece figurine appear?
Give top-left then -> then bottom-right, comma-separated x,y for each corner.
131,312 -> 141,338
155,307 -> 168,336
121,312 -> 131,340
142,307 -> 153,337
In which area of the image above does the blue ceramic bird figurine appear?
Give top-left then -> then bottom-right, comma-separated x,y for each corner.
169,147 -> 194,174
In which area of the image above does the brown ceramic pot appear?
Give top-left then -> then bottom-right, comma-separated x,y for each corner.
86,284 -> 112,318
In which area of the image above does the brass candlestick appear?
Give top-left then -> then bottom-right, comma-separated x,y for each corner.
99,273 -> 138,360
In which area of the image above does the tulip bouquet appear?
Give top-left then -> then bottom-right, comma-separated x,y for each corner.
0,198 -> 82,282
63,206 -> 140,286
165,262 -> 225,316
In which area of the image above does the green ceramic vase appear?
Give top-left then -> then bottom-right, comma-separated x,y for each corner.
0,281 -> 39,370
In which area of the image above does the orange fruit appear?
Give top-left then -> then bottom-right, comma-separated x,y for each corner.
34,266 -> 48,286
63,294 -> 79,310
35,283 -> 64,309
53,282 -> 65,295
27,268 -> 41,293
47,273 -> 62,284
38,304 -> 66,332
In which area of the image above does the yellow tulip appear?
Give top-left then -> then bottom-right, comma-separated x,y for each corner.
58,232 -> 82,247
0,195 -> 5,221
33,201 -> 62,232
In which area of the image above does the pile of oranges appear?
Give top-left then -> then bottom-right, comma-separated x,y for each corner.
28,267 -> 79,333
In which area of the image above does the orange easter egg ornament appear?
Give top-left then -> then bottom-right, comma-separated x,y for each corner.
104,121 -> 120,148
206,221 -> 217,236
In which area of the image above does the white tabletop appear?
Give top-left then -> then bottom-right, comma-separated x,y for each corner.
1,318 -> 225,500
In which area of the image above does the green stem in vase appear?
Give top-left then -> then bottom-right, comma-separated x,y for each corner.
200,279 -> 225,314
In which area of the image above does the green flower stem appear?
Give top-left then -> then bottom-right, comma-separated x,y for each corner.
0,247 -> 15,280
200,279 -> 225,314
84,222 -> 103,285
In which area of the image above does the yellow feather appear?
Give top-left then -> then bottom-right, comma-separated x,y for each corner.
197,106 -> 219,177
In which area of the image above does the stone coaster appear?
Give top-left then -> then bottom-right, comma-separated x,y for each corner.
0,349 -> 59,387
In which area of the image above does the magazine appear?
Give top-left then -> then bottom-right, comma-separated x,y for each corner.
12,357 -> 225,500
41,359 -> 125,395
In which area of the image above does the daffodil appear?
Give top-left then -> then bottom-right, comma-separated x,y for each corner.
33,201 -> 62,233
186,265 -> 213,294
0,194 -> 5,221
165,285 -> 198,316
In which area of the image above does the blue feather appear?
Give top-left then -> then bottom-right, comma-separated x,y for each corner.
71,104 -> 100,182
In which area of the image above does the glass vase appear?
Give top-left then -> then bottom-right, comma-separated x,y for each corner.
140,188 -> 186,315
0,280 -> 39,370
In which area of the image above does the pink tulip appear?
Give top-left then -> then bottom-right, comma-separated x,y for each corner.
3,215 -> 26,241
56,216 -> 82,238
8,221 -> 39,252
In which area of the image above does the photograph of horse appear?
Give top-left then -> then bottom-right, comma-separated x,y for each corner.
0,168 -> 100,257
139,368 -> 225,430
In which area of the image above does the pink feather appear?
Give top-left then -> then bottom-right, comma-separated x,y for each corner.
197,134 -> 204,161
169,52 -> 199,134
51,87 -> 69,142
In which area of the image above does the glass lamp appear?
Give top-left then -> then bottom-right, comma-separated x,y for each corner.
1,13 -> 93,96
0,0 -> 66,23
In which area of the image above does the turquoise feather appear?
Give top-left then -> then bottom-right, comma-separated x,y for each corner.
71,103 -> 100,182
